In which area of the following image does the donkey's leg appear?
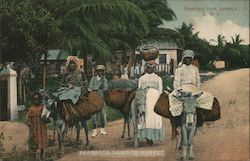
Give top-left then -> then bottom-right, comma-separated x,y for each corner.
121,116 -> 126,138
57,123 -> 65,156
61,122 -> 66,155
81,120 -> 90,148
180,126 -> 188,161
131,100 -> 138,148
75,122 -> 81,148
188,125 -> 196,160
127,116 -> 131,140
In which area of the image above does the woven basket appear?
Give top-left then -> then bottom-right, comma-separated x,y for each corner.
154,92 -> 172,119
78,91 -> 104,118
140,46 -> 159,61
104,89 -> 130,110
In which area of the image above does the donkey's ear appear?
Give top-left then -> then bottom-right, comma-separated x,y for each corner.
194,92 -> 203,98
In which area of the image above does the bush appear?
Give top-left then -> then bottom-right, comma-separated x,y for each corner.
162,76 -> 174,90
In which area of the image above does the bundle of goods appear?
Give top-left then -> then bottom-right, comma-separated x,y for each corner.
140,45 -> 159,61
108,79 -> 138,91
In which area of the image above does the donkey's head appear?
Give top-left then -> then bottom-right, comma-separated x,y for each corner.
177,91 -> 201,127
41,90 -> 58,120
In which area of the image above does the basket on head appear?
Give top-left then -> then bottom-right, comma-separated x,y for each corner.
140,45 -> 159,61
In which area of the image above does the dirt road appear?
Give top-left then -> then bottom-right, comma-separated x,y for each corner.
57,68 -> 249,161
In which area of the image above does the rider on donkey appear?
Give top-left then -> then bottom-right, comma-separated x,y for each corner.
62,56 -> 88,96
169,49 -> 214,117
58,56 -> 89,127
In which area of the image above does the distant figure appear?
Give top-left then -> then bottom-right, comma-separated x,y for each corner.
112,70 -> 121,80
120,63 -> 129,80
27,92 -> 48,159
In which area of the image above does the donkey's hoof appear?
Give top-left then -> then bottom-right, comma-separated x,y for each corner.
121,135 -> 124,138
74,144 -> 79,148
179,157 -> 185,161
85,145 -> 91,150
128,137 -> 132,140
57,152 -> 64,158
188,156 -> 195,160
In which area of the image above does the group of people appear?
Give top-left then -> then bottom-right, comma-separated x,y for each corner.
26,49 -> 214,158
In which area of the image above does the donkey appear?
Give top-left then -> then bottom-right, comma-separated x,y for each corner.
41,90 -> 90,155
174,91 -> 202,161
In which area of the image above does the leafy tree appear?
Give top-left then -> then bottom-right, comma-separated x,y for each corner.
0,0 -> 151,63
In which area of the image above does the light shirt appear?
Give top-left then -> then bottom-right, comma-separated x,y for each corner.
138,73 -> 162,94
174,64 -> 200,90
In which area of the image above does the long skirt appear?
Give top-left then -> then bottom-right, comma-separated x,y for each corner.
137,88 -> 165,143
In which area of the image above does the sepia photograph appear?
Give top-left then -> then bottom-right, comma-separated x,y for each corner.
0,0 -> 249,161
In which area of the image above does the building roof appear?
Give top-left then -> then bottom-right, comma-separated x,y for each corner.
40,50 -> 71,61
137,41 -> 183,50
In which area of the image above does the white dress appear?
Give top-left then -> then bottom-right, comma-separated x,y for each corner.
137,73 -> 165,142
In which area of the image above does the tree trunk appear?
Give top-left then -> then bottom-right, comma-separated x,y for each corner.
43,52 -> 47,90
127,49 -> 136,77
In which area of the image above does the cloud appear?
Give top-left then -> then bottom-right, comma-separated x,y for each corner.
193,16 -> 249,45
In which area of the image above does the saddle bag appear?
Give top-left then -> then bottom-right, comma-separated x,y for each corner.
77,91 -> 104,118
154,92 -> 172,119
197,97 -> 221,122
104,89 -> 130,110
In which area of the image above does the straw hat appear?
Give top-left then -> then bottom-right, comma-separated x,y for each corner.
96,65 -> 105,70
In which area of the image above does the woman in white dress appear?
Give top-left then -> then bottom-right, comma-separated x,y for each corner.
136,62 -> 165,145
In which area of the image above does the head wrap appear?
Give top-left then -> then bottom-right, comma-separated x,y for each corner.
182,50 -> 195,59
178,50 -> 195,67
66,56 -> 79,67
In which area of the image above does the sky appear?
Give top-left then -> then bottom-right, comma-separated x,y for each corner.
162,0 -> 249,45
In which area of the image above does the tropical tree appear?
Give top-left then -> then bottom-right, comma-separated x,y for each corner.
217,34 -> 226,47
0,0 -> 150,63
231,34 -> 244,47
175,22 -> 200,49
129,0 -> 176,29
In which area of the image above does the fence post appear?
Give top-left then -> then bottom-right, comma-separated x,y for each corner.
0,65 -> 17,120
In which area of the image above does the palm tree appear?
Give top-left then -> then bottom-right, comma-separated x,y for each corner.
217,34 -> 226,47
175,22 -> 199,48
61,0 -> 149,60
231,34 -> 244,47
129,0 -> 176,29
